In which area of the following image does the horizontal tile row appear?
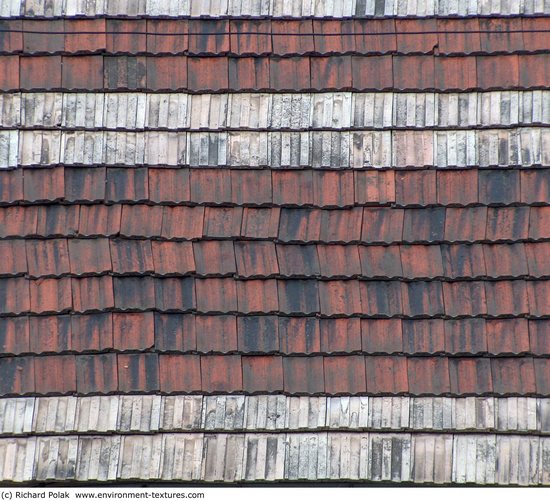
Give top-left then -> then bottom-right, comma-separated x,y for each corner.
1,352 -> 550,396
2,18 -> 548,56
1,275 -> 549,317
2,127 -> 549,167
2,394 -> 550,435
2,0 -> 549,18
0,54 -> 548,93
2,313 -> 550,356
2,238 -> 549,280
2,91 -> 549,130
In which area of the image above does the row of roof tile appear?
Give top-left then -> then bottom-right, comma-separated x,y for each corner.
1,54 -> 548,91
2,313 -> 550,357
2,352 -> 550,396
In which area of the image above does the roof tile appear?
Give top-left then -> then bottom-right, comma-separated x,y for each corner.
359,245 -> 402,278
477,55 -> 519,89
34,355 -> 76,394
79,205 -> 121,237
104,56 -> 146,90
151,241 -> 195,277
320,208 -> 363,242
228,57 -> 271,90
154,313 -> 196,352
522,18 -> 550,53
29,315 -> 72,353
0,240 -> 27,276
159,354 -> 201,393
236,279 -> 278,314
0,56 -> 19,90
396,19 -> 437,54
237,316 -> 279,353
121,205 -> 163,238
70,313 -> 113,352
231,170 -> 272,206
196,278 -> 237,313
361,318 -> 403,354
526,242 -> 550,278
149,168 -> 190,203
278,208 -> 321,242
492,358 -> 536,395
449,358 -> 493,395
155,277 -> 195,312
36,205 -> 80,238
196,315 -> 238,353
435,56 -> 477,91
203,207 -> 242,239
201,355 -> 242,393
443,281 -> 487,317
314,19 -> 355,53
520,170 -> 550,204
479,170 -> 520,205
437,170 -> 479,206
402,281 -> 444,317
486,207 -> 529,241
188,57 -> 228,92
317,244 -> 361,278
0,20 -> 22,52
320,318 -> 361,353
235,241 -> 279,278
272,20 -> 314,55
68,239 -> 112,276
484,243 -> 528,277
354,170 -> 395,205
24,167 -> 64,202
485,280 -> 529,316
0,169 -> 23,203
365,356 -> 408,394
71,276 -> 114,312
277,279 -> 319,314
62,55 -> 104,89
479,18 -> 524,53
0,317 -> 30,355
520,55 -> 550,88
65,167 -> 106,202
319,280 -> 362,316
283,356 -> 324,394
20,56 -> 61,90
394,55 -> 435,91
534,359 -> 550,396
360,281 -> 403,316
395,170 -> 436,206
272,170 -> 313,206
0,207 -> 37,238
110,239 -> 154,274
25,239 -> 68,278
402,319 -> 445,354
106,19 -> 146,54
242,356 -> 284,393
362,208 -> 403,244
527,281 -> 550,318
193,241 -> 236,276
529,207 -> 550,240
76,353 -> 118,394
270,57 -> 311,91
311,56 -> 353,91
106,168 -> 149,202
118,353 -> 159,393
487,318 -> 530,355
325,355 -> 367,394
241,208 -> 280,239
0,278 -> 30,314
354,19 -> 395,53
408,357 -> 450,395
352,55 -> 393,90
29,277 -> 72,314
146,56 -> 188,91
403,208 -> 445,243
162,206 -> 205,240
444,318 -> 488,355
0,357 -> 34,395
437,18 -> 481,55
188,20 -> 230,54
400,245 -> 443,279
313,171 -> 354,208
279,317 -> 321,354
444,207 -> 487,242
147,19 -> 188,54
441,243 -> 486,278
113,276 -> 156,311
113,312 -> 154,351
230,20 -> 272,55
65,19 -> 106,53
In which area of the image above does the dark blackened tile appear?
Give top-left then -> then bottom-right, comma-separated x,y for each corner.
149,168 -> 190,203
76,354 -> 118,394
236,279 -> 278,314
203,207 -> 242,239
526,242 -> 550,278
395,19 -> 437,54
485,280 -> 529,316
408,357 -> 450,395
534,359 -> 550,396
477,55 -> 519,89
320,318 -> 361,353
242,356 -> 284,393
228,57 -> 270,90
283,356 -> 324,394
62,56 -> 104,89
0,169 -> 23,204
237,316 -> 279,353
196,315 -> 238,353
270,57 -> 311,91
311,56 -> 353,91
0,357 -> 34,395
147,19 -> 188,54
529,320 -> 550,355
113,276 -> 156,311
201,355 -> 242,392
527,281 -> 550,318
479,170 -> 520,205
437,170 -> 478,206
106,168 -> 148,202
231,170 -> 272,206
324,355 -> 367,394
487,318 -> 530,355
36,205 -> 80,238
365,356 -> 408,394
79,205 -> 121,237
491,358 -> 536,395
277,279 -> 319,314
361,208 -> 403,244
29,315 -> 72,354
29,277 -> 72,314
486,207 -> 529,241
71,313 -> 113,352
230,20 -> 272,55
272,170 -> 314,206
0,317 -> 30,355
320,208 -> 363,243
110,239 -> 154,274
20,56 -> 62,90
352,55 -> 393,90
402,319 -> 445,354
188,57 -> 228,92
235,242 -> 279,278
72,276 -> 114,312
440,244 -> 486,278
401,281 -> 444,317
146,56 -> 187,91
26,239 -> 70,278
444,318 -> 487,354
65,167 -> 105,202
529,207 -> 550,240
360,281 -> 403,316
312,171 -> 354,208
118,353 -> 159,393
403,208 -> 445,243
279,317 -> 320,354
120,205 -> 163,238
0,240 -> 27,276
437,19 -> 481,55
359,245 -> 402,278
354,170 -> 395,205
159,354 -> 201,393
68,239 -> 112,276
155,313 -> 196,352
155,277 -> 195,312
106,19 -> 146,53
395,170 -> 437,206
189,169 -> 231,205
0,207 -> 38,238
195,278 -> 237,313
188,20 -> 229,54
0,278 -> 30,314
241,208 -> 280,239
272,20 -> 313,55
317,244 -> 361,278
104,56 -> 146,90
24,167 -> 64,202
152,241 -> 195,276
520,170 -> 550,204
434,57 -> 477,91
162,206 -> 205,240
112,312 -> 154,351
193,241 -> 236,276
444,207 -> 487,243
442,281 -> 487,317
449,358 -> 492,395
314,19 -> 355,54
483,243 -> 528,277
34,355 -> 76,394
319,281 -> 362,316
400,245 -> 443,279
278,208 -> 321,242
393,55 -> 435,90
361,319 -> 403,354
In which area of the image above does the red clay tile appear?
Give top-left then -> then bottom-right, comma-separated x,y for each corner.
196,278 -> 237,313
402,281 -> 444,317
188,57 -> 228,91
120,205 -> 163,238
29,277 -> 72,313
147,19 -> 188,54
76,354 -> 118,394
444,318 -> 487,354
486,207 -> 529,241
26,239 -> 70,278
277,279 -> 319,314
526,242 -> 550,278
479,170 -> 520,205
0,278 -> 30,314
396,19 -> 437,54
440,244 -> 486,279
146,56 -> 188,90
230,170 -> 272,206
400,245 -> 443,279
0,20 -> 22,52
68,239 -> 111,276
62,55 -> 103,89
443,281 -> 487,317
36,205 -> 80,238
272,20 -> 314,55
449,358 -> 492,395
151,241 -> 195,276
437,170 -> 478,206
70,313 -> 113,352
236,279 -> 278,314
106,168 -> 148,202
354,170 -> 395,205
23,19 -> 64,52
230,20 -> 271,55
235,241 -> 279,278
24,167 -> 64,202
190,169 -> 231,204
352,55 -> 393,90
106,20 -> 146,53
492,358 -> 536,395
320,318 -> 361,353
395,171 -> 436,207
314,20 -> 355,54
523,17 -> 550,53
0,240 -> 27,276
104,56 -> 146,90
201,354 -> 242,392
444,207 -> 487,242
527,281 -> 550,317
483,243 -> 528,277
242,356 -> 284,393
278,208 -> 321,242
0,317 -> 30,355
519,54 -> 550,88
320,208 -> 363,243
193,241 -> 235,276
365,356 -> 408,394
237,316 -> 279,353
159,354 -> 201,393
317,244 -> 361,278
393,55 -> 435,90
155,313 -> 196,352
270,57 -> 311,91
402,319 -> 445,354
477,55 -> 519,89
0,169 -> 23,204
359,245 -> 402,278
279,317 -> 320,354
0,206 -> 37,238
529,207 -> 550,240
110,239 -> 154,275
162,206 -> 205,240
319,280 -> 362,316
155,277 -> 195,312
437,18 -> 481,55
0,56 -> 19,89
241,208 -> 280,239
149,168 -> 190,203
534,359 -> 550,396
118,353 -> 159,393
487,318 -> 530,355
485,280 -> 529,316
408,357 -> 450,395
361,318 -> 403,354
29,315 -> 72,353
65,19 -> 106,53
403,208 -> 445,243
435,57 -> 477,91
362,208 -> 403,244
354,19 -> 396,54
272,171 -> 314,206
312,171 -> 354,208
203,207 -> 242,239
20,56 -> 61,89
529,320 -> 550,355
521,170 -> 550,203
283,356 -> 324,394
64,167 -> 105,202
71,276 -> 114,312
196,315 -> 238,353
113,312 -> 154,351
79,205 -> 121,237
228,56 -> 270,90
360,281 -> 403,316
188,20 -> 229,54
113,276 -> 156,311
324,355 -> 367,394
479,18 -> 523,54
35,355 -> 76,394
0,357 -> 34,395
311,56 -> 353,90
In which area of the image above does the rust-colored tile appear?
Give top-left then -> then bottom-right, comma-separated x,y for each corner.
483,243 -> 528,277
402,319 -> 445,354
113,276 -> 156,311
521,170 -> 550,203
70,313 -> 113,352
237,316 -> 279,353
445,207 -> 487,242
393,55 -> 435,90
65,19 -> 106,53
72,276 -> 114,312
485,280 -> 529,316
403,208 -> 445,243
527,281 -> 550,318
0,20 -> 23,52
159,354 -> 201,393
354,170 -> 395,205
118,353 -> 159,393
0,56 -> 19,89
230,170 -> 272,205
68,239 -> 111,276
319,280 -> 362,316
272,171 -> 314,206
196,315 -> 237,353
354,19 -> 396,54
62,55 -> 103,89
110,239 -> 154,274
236,279 -> 278,314
241,208 -> 280,239
449,358 -> 492,395
155,313 -> 196,352
228,56 -> 270,90
360,281 -> 403,316
201,354 -> 242,392
0,169 -> 23,203
147,19 -> 188,54
529,207 -> 550,240
0,278 -> 30,314
196,278 -> 237,313
29,315 -> 72,353
23,19 -> 64,52
479,18 -> 523,54
534,359 -> 550,396
408,357 -> 450,395
0,357 -> 34,395
242,356 -> 283,393
35,355 -> 76,394
277,279 -> 319,314
361,318 -> 403,354
311,56 -> 353,90
520,54 -> 550,88
106,20 -> 146,53
434,57 -> 477,91
272,20 -> 313,55
529,320 -> 550,355
492,358 -> 536,395
437,170 -> 478,206
441,243 -> 486,278
188,57 -> 228,91
24,167 -> 64,202
365,356 -> 408,394
65,167 -> 105,202
190,169 -> 231,204
26,239 -> 70,278
270,57 -> 311,91
477,55 -> 519,89
36,206 -> 80,238
395,171 -> 436,206
487,318 -> 530,355
0,317 -> 30,355
79,205 -> 121,237
444,318 -> 487,354
352,55 -> 393,90
0,240 -> 27,276
120,205 -> 163,238
279,317 -> 320,354
479,170 -> 520,204
400,245 -> 444,279
29,277 -> 72,314
193,241 -> 235,276
0,206 -> 38,238
188,20 -> 229,54
320,318 -> 361,353
283,356 -> 324,394
317,244 -> 361,278
361,208 -> 403,244
443,281 -> 487,317
104,56 -> 146,90
149,168 -> 190,203
526,242 -> 550,278
359,245 -> 402,278
437,19 -> 481,55
203,207 -> 242,239
230,20 -> 271,55
486,207 -> 529,241
320,208 -> 363,243
324,355 -> 367,394
20,56 -> 61,89
396,19 -> 437,54
162,206 -> 205,240
113,312 -> 154,351
314,20 -> 355,54
313,171 -> 354,208
146,56 -> 187,90
155,277 -> 195,312
523,18 -> 550,53
402,281 -> 444,317
278,208 -> 321,242
106,167 -> 148,202
76,354 -> 118,394
235,241 -> 279,278
152,241 -> 195,276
